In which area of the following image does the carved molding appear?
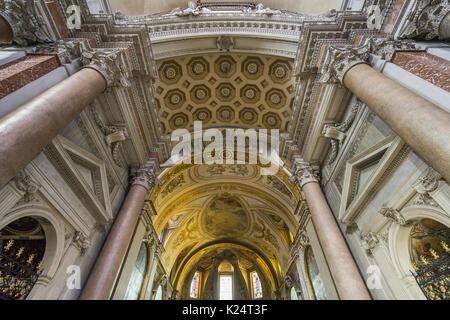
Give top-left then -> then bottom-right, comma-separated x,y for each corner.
12,170 -> 40,205
413,167 -> 442,195
367,38 -> 418,61
132,160 -> 158,192
72,231 -> 91,256
377,207 -> 407,226
323,102 -> 360,164
90,105 -> 128,168
401,0 -> 450,40
290,228 -> 309,258
320,44 -> 370,85
291,159 -> 320,189
0,0 -> 51,45
81,49 -> 131,88
36,40 -> 88,65
360,231 -> 379,255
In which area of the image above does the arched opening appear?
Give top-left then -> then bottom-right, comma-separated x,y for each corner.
409,218 -> 450,300
250,271 -> 263,299
0,217 -> 46,300
189,271 -> 201,299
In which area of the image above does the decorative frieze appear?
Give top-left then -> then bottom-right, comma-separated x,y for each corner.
401,0 -> 450,40
291,159 -> 320,189
0,0 -> 51,45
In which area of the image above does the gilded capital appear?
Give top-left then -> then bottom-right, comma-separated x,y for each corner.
320,44 -> 370,85
132,160 -> 158,192
401,0 -> 450,40
81,49 -> 131,89
291,159 -> 320,189
0,0 -> 51,46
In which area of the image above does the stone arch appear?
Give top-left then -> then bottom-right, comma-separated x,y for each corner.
0,205 -> 65,282
389,206 -> 449,299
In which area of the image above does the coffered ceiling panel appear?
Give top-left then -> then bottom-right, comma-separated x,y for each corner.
155,53 -> 296,134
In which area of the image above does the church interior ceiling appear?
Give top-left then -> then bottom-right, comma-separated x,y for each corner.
150,161 -> 300,288
155,54 -> 296,134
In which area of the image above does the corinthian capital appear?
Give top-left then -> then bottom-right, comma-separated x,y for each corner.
291,159 -> 320,189
132,160 -> 158,191
401,0 -> 450,40
0,0 -> 51,45
81,50 -> 131,89
320,45 -> 370,85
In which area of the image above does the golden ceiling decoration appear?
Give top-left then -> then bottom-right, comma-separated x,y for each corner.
155,54 -> 295,133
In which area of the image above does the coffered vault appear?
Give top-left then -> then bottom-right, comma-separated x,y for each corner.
155,54 -> 295,133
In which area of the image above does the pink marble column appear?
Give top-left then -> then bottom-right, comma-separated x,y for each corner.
80,161 -> 157,300
292,161 -> 371,300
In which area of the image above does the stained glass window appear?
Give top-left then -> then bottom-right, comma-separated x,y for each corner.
219,274 -> 233,300
251,271 -> 263,299
190,271 -> 201,298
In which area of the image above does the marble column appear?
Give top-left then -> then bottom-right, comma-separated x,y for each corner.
323,45 -> 450,183
292,161 -> 371,300
0,14 -> 13,43
80,160 -> 157,300
0,49 -> 129,190
440,12 -> 450,39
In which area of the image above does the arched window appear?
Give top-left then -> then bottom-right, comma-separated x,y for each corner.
0,217 -> 46,300
410,218 -> 450,300
250,271 -> 263,299
190,271 -> 201,298
219,274 -> 233,300
219,260 -> 234,300
124,242 -> 148,300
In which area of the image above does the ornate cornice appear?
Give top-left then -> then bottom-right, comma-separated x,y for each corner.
367,38 -> 418,61
290,159 -> 320,189
290,228 -> 309,258
0,0 -> 51,45
132,160 -> 158,192
401,0 -> 450,40
81,49 -> 132,89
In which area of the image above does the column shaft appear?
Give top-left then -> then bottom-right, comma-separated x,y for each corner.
343,64 -> 450,183
0,14 -> 13,43
439,12 -> 450,39
303,182 -> 371,300
0,68 -> 106,189
80,184 -> 148,300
